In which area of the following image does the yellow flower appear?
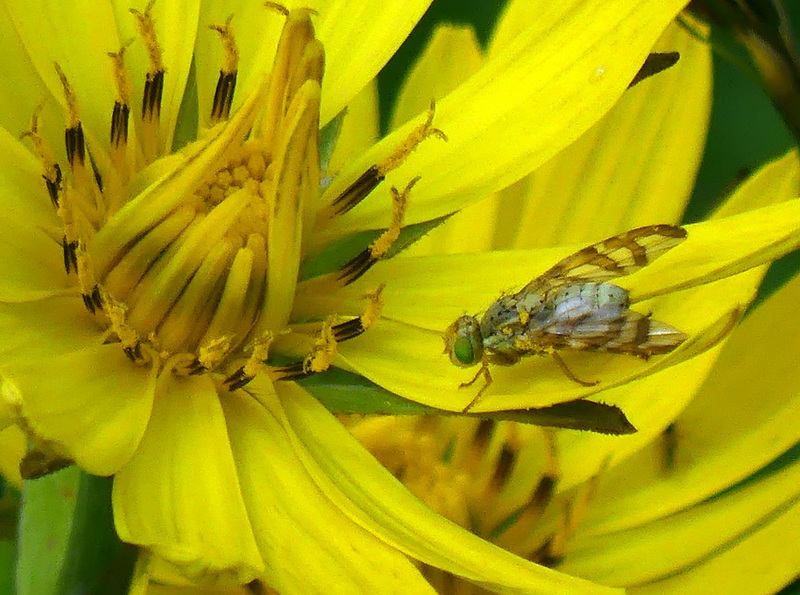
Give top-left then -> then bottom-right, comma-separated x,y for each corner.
0,0 -> 723,593
347,6 -> 800,593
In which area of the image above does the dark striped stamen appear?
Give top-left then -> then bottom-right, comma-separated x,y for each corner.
45,163 -> 62,207
330,166 -> 383,215
62,237 -> 78,273
111,100 -> 130,147
65,124 -> 85,166
211,71 -> 237,122
142,70 -> 164,122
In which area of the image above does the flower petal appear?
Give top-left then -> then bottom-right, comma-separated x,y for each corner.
113,373 -> 262,583
4,342 -> 155,475
0,299 -> 98,366
5,0 -> 121,155
195,0 -> 431,126
252,380 -> 622,595
574,270 -> 800,536
559,451 -> 800,587
507,18 -> 711,248
325,80 -> 379,178
630,498 -> 800,594
109,0 -> 201,153
0,426 -> 26,488
222,381 -> 437,595
390,25 -> 484,130
321,0 -> 691,239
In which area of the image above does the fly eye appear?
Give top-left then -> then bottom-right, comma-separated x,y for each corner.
452,336 -> 476,365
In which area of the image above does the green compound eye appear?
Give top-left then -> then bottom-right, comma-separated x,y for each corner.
453,336 -> 478,365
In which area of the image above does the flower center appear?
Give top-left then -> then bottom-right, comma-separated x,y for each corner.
22,4 -> 445,389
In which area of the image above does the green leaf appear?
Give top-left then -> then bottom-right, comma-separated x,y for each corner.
171,58 -> 199,152
300,368 -> 636,434
16,467 -> 80,595
0,540 -> 14,595
16,470 -> 136,595
319,109 -> 347,178
57,474 -> 137,594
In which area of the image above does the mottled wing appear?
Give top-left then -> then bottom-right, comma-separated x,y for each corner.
540,309 -> 687,358
520,225 -> 687,296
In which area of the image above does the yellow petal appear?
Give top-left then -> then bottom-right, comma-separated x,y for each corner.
631,497 -> 800,594
509,18 -> 712,248
261,380 -> 621,595
113,373 -> 263,583
0,426 -> 26,488
326,80 -> 379,178
195,1 -> 431,126
109,0 -> 201,153
222,381 -> 437,595
390,25 -> 484,130
4,342 -> 155,475
559,453 -> 800,587
578,269 -> 800,537
5,0 -> 121,157
0,299 -> 98,366
711,148 -> 800,218
323,0 -> 691,237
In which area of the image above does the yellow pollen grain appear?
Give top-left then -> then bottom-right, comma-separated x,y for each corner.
377,101 -> 447,176
369,178 -> 416,258
107,43 -> 134,106
53,63 -> 81,128
303,321 -> 337,373
210,16 -> 239,75
360,284 -> 386,330
20,105 -> 60,192
130,0 -> 164,74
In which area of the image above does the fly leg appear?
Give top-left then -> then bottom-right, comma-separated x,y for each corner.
461,361 -> 493,413
551,352 -> 599,387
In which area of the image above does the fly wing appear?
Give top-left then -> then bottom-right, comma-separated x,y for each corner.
538,308 -> 686,357
519,225 -> 687,296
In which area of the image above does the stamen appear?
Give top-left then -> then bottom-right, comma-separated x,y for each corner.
54,63 -> 85,167
331,284 -> 385,341
76,241 -> 102,313
131,0 -> 165,162
55,64 -> 106,222
534,458 -> 607,567
20,104 -> 62,207
495,431 -> 559,549
104,294 -> 148,364
108,43 -> 133,149
323,102 -> 446,217
223,332 -> 275,391
210,16 -> 239,124
337,178 -> 416,284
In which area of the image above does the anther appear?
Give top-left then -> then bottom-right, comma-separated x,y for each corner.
105,294 -> 149,364
21,105 -> 62,207
107,42 -> 134,150
131,0 -> 165,161
222,333 -> 274,391
331,284 -> 385,341
76,241 -> 102,313
54,63 -> 86,168
210,16 -> 239,124
337,179 -> 416,284
325,102 -> 446,217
